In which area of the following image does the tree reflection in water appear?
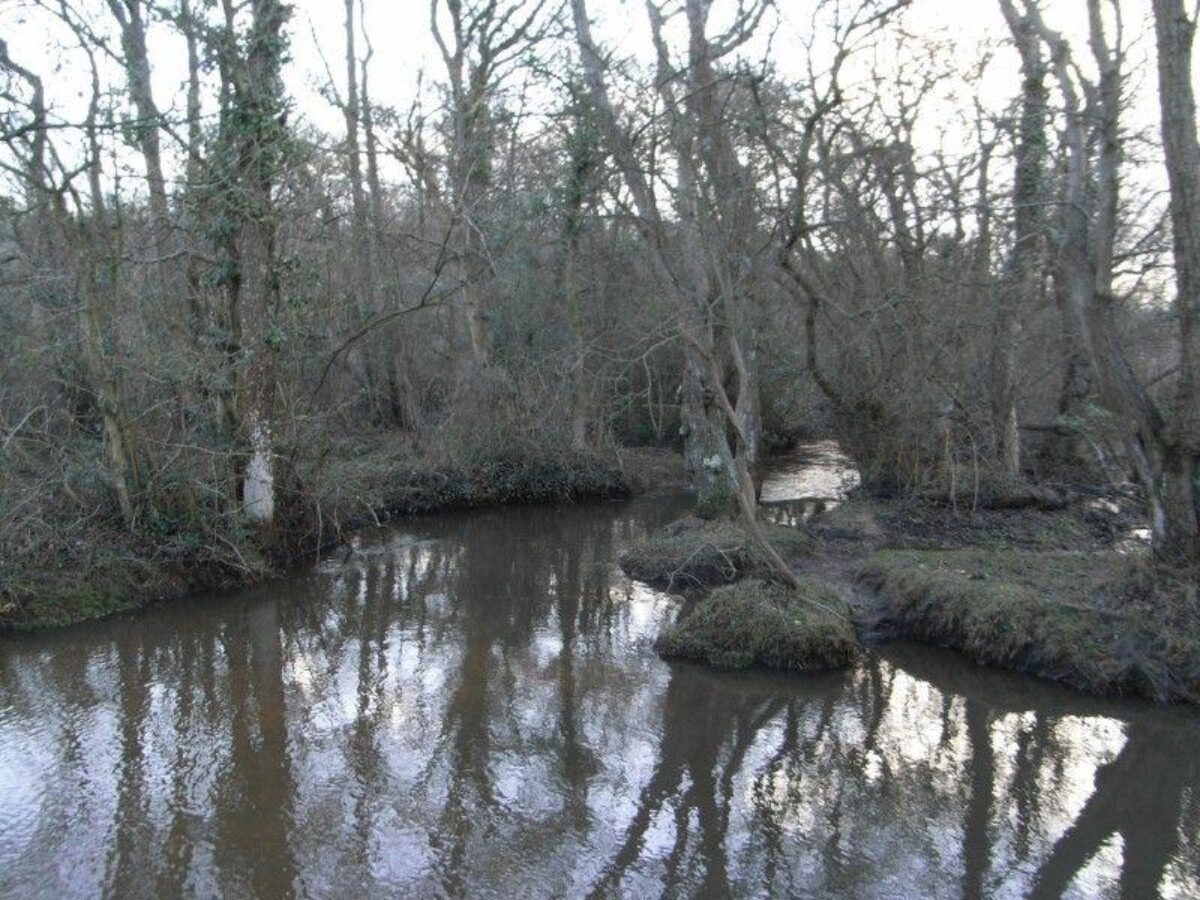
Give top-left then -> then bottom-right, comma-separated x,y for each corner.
0,493 -> 1197,898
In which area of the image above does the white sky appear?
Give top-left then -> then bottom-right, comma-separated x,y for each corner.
0,0 -> 1174,195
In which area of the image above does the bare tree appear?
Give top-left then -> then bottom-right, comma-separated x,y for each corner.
570,0 -> 803,587
103,0 -> 174,302
1021,0 -> 1196,565
340,0 -> 386,417
1150,0 -> 1200,566
3,18 -> 143,529
431,0 -> 548,368
559,81 -> 600,451
995,0 -> 1051,479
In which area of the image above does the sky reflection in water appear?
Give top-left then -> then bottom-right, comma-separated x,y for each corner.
0,457 -> 1197,899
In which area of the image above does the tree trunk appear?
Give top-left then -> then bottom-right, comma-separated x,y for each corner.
360,43 -> 407,425
341,0 -> 382,415
180,0 -> 209,339
79,272 -> 138,529
1151,0 -> 1200,566
562,102 -> 593,453
106,0 -> 174,303
680,354 -> 740,517
213,0 -> 290,527
564,239 -> 590,452
82,54 -> 138,528
995,0 -> 1052,480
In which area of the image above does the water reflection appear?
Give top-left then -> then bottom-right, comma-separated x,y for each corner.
762,497 -> 834,527
1,492 -> 1198,898
760,441 -> 859,527
759,440 -> 860,505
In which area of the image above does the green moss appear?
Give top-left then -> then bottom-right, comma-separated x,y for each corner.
316,438 -> 632,525
656,578 -> 859,670
2,570 -> 147,631
857,549 -> 1200,702
619,516 -> 813,588
693,484 -> 738,521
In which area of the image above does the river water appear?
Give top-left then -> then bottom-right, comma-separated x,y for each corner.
1,452 -> 1198,899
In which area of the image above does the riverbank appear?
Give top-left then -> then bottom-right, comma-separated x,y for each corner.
856,546 -> 1199,703
11,437 -> 1198,705
0,439 -> 686,632
623,477 -> 1200,703
835,496 -> 1200,703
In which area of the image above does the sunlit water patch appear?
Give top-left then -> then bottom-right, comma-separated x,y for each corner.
761,440 -> 861,525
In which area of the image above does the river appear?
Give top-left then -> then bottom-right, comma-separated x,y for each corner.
1,449 -> 1197,898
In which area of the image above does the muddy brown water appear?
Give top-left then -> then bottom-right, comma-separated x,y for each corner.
1,449 -> 1198,899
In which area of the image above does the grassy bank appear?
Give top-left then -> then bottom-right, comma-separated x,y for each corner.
857,548 -> 1200,702
620,484 -> 1199,701
656,578 -> 858,670
1,441 -> 672,632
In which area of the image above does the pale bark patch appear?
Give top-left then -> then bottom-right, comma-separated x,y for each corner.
244,418 -> 275,524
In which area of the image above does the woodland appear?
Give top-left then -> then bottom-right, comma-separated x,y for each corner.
0,0 -> 1198,700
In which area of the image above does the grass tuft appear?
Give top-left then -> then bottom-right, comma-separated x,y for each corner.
655,578 -> 859,670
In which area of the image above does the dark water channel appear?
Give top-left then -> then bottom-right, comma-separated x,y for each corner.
1,449 -> 1198,899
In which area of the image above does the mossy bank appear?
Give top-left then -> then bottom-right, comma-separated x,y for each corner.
656,578 -> 858,671
626,490 -> 1200,704
857,549 -> 1200,703
1,445 -> 674,632
619,515 -> 813,589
